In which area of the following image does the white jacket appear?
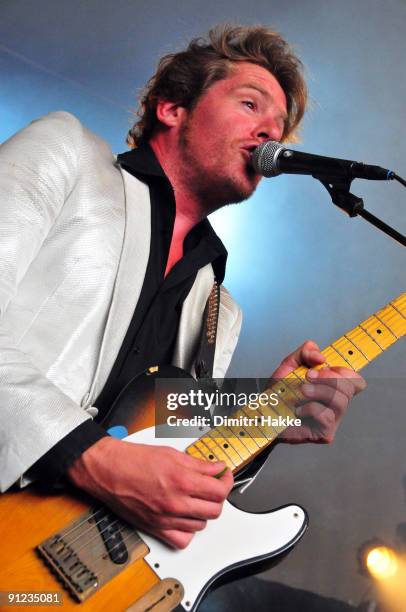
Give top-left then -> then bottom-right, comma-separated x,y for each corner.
0,112 -> 242,491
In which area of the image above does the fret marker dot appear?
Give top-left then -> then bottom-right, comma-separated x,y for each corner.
348,350 -> 353,355
377,329 -> 382,334
223,443 -> 229,448
239,431 -> 245,436
208,454 -> 214,460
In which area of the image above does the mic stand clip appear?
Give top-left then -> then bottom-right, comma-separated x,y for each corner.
316,176 -> 406,247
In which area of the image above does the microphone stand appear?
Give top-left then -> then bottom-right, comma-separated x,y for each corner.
316,176 -> 406,247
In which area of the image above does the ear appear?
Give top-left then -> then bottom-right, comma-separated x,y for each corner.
156,100 -> 187,128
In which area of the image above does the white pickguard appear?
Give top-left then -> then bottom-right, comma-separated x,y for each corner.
125,428 -> 307,611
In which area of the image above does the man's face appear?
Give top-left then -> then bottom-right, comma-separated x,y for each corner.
178,61 -> 288,208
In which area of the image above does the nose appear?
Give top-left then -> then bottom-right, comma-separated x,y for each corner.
256,126 -> 282,143
256,131 -> 270,142
255,118 -> 284,143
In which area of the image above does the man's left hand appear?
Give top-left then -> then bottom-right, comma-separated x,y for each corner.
270,340 -> 366,444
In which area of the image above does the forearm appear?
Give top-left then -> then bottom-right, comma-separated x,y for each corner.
30,420 -> 108,487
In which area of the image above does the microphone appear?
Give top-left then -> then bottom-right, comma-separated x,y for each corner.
251,140 -> 394,181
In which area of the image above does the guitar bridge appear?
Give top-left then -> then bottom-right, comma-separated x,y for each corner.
37,507 -> 148,602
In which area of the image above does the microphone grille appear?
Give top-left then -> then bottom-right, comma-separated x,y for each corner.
251,140 -> 284,177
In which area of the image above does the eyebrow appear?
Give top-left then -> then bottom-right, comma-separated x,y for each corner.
236,83 -> 288,121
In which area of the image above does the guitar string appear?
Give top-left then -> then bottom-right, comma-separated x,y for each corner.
51,513 -> 143,578
55,529 -> 144,586
88,530 -> 145,576
54,506 -> 109,542
63,513 -> 127,553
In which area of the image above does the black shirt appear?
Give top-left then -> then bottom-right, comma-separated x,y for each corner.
32,144 -> 227,483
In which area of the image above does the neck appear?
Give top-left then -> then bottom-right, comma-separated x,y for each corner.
150,135 -> 207,277
184,292 -> 406,474
149,135 -> 212,233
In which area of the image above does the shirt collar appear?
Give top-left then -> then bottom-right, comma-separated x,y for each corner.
117,143 -> 167,180
117,144 -> 228,283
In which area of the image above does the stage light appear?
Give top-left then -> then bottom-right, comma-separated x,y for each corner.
366,546 -> 398,580
357,538 -> 399,580
357,539 -> 406,610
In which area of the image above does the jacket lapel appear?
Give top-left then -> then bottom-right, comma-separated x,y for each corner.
171,263 -> 214,375
172,264 -> 242,378
87,169 -> 151,402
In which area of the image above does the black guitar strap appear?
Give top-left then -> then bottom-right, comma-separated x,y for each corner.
194,280 -> 220,383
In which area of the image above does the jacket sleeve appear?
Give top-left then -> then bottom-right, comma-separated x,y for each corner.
0,112 -> 99,492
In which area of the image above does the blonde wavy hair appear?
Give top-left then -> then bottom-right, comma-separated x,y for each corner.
127,24 -> 307,147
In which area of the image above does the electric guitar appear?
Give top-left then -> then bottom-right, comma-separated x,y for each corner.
0,294 -> 405,612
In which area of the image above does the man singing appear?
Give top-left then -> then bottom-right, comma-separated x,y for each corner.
0,24 -> 365,550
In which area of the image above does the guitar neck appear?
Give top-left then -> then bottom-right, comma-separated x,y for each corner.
185,293 -> 406,474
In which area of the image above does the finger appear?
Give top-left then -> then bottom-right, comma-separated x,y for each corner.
181,498 -> 224,521
153,513 -> 208,532
272,340 -> 325,378
325,367 -> 367,394
217,467 -> 234,496
157,529 -> 195,550
301,383 -> 348,418
307,367 -> 366,395
184,471 -> 233,503
296,401 -> 336,431
182,452 -> 226,476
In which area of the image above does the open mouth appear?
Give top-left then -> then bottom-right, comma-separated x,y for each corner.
241,145 -> 260,174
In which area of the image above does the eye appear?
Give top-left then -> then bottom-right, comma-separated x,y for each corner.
242,100 -> 255,110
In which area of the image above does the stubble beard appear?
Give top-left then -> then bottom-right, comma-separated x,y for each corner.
179,121 -> 257,212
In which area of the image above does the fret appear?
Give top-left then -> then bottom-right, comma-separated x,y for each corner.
271,379 -> 303,406
186,444 -> 207,461
322,345 -> 353,369
224,425 -> 254,455
377,304 -> 406,339
344,334 -> 369,361
391,293 -> 406,317
238,406 -> 272,441
270,379 -> 303,403
281,376 -> 305,400
290,366 -> 308,381
253,418 -> 278,441
254,404 -> 281,436
201,435 -> 236,468
194,439 -> 220,462
227,417 -> 262,453
215,426 -> 251,460
266,388 -> 295,418
244,388 -> 295,440
206,429 -> 242,466
360,315 -> 397,349
332,337 -> 369,371
345,327 -> 382,361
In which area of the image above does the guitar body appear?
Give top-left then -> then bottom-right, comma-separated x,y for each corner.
0,366 -> 307,611
0,487 -> 160,611
126,426 -> 308,611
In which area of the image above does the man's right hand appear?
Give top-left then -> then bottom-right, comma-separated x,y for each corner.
67,436 -> 233,549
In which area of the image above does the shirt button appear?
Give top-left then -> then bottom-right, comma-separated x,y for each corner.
133,345 -> 140,354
